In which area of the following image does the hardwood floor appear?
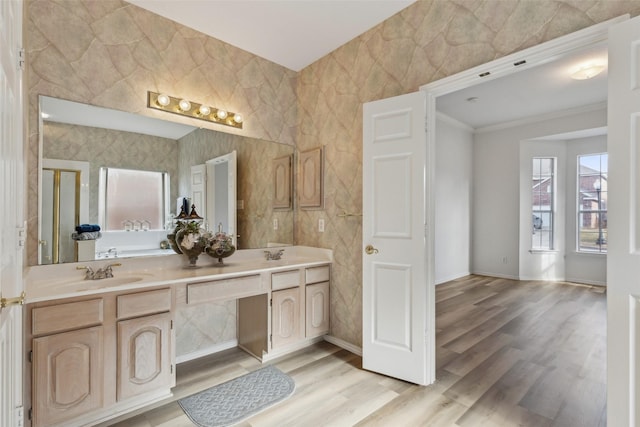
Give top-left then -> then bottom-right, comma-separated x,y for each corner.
104,275 -> 606,427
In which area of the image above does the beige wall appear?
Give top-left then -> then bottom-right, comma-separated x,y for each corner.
294,0 -> 640,347
27,0 -> 640,350
26,0 -> 297,264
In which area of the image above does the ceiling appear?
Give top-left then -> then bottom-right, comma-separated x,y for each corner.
437,42 -> 608,130
124,0 -> 608,132
125,0 -> 417,72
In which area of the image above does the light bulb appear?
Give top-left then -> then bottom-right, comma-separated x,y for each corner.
157,94 -> 170,107
178,99 -> 191,112
216,109 -> 228,120
233,114 -> 243,124
198,105 -> 211,116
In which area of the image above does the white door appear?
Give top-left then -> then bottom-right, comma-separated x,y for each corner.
190,163 -> 207,220
206,151 -> 237,244
607,14 -> 640,426
0,0 -> 24,425
362,91 -> 434,385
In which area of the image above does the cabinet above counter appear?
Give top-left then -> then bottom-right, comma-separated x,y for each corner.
24,246 -> 333,303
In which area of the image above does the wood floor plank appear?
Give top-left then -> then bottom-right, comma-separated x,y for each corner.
105,275 -> 606,427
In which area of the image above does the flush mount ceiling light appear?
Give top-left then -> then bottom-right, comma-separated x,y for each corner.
147,91 -> 243,129
570,62 -> 606,80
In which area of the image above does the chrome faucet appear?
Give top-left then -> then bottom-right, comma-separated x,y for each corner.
264,249 -> 285,261
77,263 -> 121,280
106,247 -> 118,258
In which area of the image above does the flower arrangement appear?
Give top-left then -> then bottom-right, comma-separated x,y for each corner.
205,225 -> 236,264
167,220 -> 235,267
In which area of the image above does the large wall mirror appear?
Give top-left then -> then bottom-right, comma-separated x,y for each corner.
38,96 -> 294,265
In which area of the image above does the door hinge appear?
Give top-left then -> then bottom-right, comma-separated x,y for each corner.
270,298 -> 272,306
170,364 -> 173,374
28,408 -> 32,421
17,224 -> 26,249
170,320 -> 173,330
18,48 -> 25,71
28,350 -> 32,363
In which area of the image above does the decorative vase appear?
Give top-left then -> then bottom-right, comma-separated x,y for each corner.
205,225 -> 236,265
175,227 -> 206,268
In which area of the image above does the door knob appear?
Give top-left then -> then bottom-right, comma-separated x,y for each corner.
365,245 -> 379,255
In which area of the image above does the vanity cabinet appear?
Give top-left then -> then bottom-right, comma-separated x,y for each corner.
116,289 -> 173,401
25,288 -> 175,427
266,265 -> 330,353
271,287 -> 303,348
30,299 -> 105,427
32,326 -> 105,427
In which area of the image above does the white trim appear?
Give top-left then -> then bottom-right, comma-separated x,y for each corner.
175,339 -> 238,364
323,335 -> 362,356
471,271 -> 520,281
420,15 -> 628,96
565,277 -> 606,287
436,111 -> 474,132
475,101 -> 607,134
436,271 -> 471,285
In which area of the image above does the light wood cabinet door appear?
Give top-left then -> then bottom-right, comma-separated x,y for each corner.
117,312 -> 173,401
271,288 -> 302,349
306,282 -> 330,337
32,326 -> 104,427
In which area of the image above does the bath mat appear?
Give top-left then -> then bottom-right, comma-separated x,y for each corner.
178,365 -> 295,427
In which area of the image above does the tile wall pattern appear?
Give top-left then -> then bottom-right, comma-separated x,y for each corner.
295,0 -> 640,347
27,0 -> 640,352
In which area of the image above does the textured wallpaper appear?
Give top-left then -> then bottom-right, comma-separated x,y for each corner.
26,0 -> 640,352
294,0 -> 640,347
43,121 -> 179,224
177,128 -> 295,249
26,0 -> 297,265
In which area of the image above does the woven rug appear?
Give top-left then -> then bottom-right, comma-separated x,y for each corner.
178,365 -> 295,427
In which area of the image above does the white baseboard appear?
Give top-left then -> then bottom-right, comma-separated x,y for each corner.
436,271 -> 471,285
176,339 -> 238,364
471,270 -> 520,280
323,335 -> 362,356
565,277 -> 606,287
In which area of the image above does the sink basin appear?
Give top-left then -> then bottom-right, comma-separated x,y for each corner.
50,274 -> 152,291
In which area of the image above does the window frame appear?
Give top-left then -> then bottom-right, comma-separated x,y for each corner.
531,157 -> 556,251
98,167 -> 170,232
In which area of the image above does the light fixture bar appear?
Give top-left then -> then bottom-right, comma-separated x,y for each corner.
147,91 -> 243,129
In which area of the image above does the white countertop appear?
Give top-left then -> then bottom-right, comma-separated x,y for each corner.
24,246 -> 332,303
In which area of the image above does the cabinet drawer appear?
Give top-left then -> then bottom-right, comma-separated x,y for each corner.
271,269 -> 301,291
32,298 -> 103,336
305,265 -> 330,284
187,274 -> 263,304
117,288 -> 172,320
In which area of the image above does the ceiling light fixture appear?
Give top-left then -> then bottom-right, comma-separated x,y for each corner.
147,91 -> 244,129
570,62 -> 606,80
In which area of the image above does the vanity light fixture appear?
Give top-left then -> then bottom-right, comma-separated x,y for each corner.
570,62 -> 606,80
147,91 -> 243,129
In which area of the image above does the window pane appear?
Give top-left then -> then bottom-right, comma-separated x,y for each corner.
102,168 -> 167,231
577,153 -> 607,253
532,157 -> 555,250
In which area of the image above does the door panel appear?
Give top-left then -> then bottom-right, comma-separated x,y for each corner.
362,91 -> 433,385
607,15 -> 640,426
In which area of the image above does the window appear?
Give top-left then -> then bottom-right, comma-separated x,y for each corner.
99,167 -> 169,231
578,153 -> 607,253
532,157 -> 555,250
